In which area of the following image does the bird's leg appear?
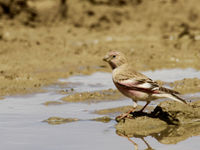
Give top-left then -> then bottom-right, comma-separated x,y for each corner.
117,101 -> 137,120
139,101 -> 150,112
118,133 -> 138,150
141,137 -> 153,150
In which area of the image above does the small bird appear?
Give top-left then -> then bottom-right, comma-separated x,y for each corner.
103,51 -> 187,119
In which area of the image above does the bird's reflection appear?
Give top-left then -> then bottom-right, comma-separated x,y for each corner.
140,137 -> 154,150
117,130 -> 139,150
116,130 -> 154,150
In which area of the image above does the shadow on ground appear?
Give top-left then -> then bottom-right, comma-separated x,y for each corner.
116,106 -> 179,125
116,101 -> 200,147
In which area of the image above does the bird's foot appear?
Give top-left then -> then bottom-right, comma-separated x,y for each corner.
116,108 -> 135,122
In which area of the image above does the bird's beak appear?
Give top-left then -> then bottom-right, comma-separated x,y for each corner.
103,55 -> 110,62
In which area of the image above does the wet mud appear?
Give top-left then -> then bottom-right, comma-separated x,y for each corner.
44,117 -> 79,125
115,100 -> 200,144
43,101 -> 63,106
61,89 -> 123,103
44,116 -> 112,125
171,78 -> 200,94
91,116 -> 112,123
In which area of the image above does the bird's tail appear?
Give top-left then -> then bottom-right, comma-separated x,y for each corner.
155,87 -> 187,104
166,93 -> 187,104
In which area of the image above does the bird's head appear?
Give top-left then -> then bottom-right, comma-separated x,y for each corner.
103,51 -> 127,69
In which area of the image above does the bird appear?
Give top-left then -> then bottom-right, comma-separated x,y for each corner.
103,51 -> 187,119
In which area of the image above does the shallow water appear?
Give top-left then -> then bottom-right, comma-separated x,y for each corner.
0,68 -> 200,150
59,72 -> 115,91
143,68 -> 200,82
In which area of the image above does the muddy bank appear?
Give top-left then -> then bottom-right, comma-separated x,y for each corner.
115,100 -> 200,144
0,0 -> 200,96
171,78 -> 200,94
44,117 -> 79,125
61,89 -> 123,103
44,116 -> 112,125
115,100 -> 200,125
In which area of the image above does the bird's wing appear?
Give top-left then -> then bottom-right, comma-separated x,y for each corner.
113,65 -> 180,94
116,76 -> 181,95
116,77 -> 160,93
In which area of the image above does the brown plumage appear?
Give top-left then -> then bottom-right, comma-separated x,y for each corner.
103,51 -> 187,117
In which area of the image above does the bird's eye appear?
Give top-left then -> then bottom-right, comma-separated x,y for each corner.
112,55 -> 116,58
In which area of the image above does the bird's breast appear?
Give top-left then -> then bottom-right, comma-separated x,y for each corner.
113,81 -> 150,101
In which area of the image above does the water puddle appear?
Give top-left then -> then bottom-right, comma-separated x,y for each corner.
59,72 -> 115,92
143,68 -> 200,82
0,68 -> 200,150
